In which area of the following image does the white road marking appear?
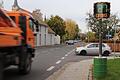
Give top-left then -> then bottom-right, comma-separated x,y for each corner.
47,66 -> 55,71
64,49 -> 75,57
56,60 -> 61,64
65,54 -> 68,57
46,49 -> 75,72
61,57 -> 65,60
67,49 -> 75,55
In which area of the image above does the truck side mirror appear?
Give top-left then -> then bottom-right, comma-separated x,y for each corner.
29,18 -> 39,32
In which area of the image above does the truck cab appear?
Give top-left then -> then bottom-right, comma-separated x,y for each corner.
7,11 -> 36,49
0,8 -> 39,78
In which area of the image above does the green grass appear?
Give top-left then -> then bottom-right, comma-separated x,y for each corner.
95,58 -> 120,80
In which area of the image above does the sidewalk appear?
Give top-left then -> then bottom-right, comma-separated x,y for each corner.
46,59 -> 93,80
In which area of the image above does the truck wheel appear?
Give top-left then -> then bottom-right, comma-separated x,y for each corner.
0,53 -> 3,80
19,47 -> 32,74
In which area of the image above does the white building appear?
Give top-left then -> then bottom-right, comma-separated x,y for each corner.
54,35 -> 60,45
34,24 -> 48,46
34,24 -> 60,47
47,27 -> 55,45
47,27 -> 60,45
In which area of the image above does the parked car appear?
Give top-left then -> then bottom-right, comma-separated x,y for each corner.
65,40 -> 74,45
73,40 -> 78,43
75,43 -> 111,56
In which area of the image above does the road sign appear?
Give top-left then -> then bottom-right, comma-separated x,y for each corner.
94,2 -> 110,19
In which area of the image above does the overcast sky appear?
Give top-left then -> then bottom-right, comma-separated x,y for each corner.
3,0 -> 120,33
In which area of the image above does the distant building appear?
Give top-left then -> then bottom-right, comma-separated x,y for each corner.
47,27 -> 60,45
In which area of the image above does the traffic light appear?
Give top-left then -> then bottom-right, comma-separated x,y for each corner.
94,2 -> 110,19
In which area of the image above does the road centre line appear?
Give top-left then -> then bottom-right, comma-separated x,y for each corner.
66,49 -> 75,55
47,66 -> 55,71
56,60 -> 61,64
61,57 -> 65,60
65,54 -> 68,57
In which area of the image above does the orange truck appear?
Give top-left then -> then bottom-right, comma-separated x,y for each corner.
0,8 -> 39,79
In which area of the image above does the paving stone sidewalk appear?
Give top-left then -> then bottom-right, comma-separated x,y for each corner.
46,59 -> 93,80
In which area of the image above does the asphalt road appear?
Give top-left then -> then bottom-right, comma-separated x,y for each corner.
4,43 -> 93,80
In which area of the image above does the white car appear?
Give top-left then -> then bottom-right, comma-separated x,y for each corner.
75,43 -> 111,56
65,40 -> 74,45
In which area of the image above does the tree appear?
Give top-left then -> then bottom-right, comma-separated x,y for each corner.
86,12 -> 120,39
64,19 -> 80,40
46,15 -> 65,42
32,9 -> 43,21
86,31 -> 96,41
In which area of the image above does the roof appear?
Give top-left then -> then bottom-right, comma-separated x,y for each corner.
31,13 -> 48,27
48,27 -> 55,34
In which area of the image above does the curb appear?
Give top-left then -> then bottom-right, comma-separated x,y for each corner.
88,64 -> 93,80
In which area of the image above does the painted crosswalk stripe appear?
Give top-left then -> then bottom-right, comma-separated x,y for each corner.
47,66 -> 55,71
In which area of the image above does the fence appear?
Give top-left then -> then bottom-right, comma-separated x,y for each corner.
87,40 -> 120,52
107,43 -> 120,52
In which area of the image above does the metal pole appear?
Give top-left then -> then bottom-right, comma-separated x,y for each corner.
99,19 -> 102,57
88,26 -> 89,43
114,25 -> 116,58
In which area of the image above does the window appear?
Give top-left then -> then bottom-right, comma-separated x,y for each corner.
45,27 -> 46,33
39,34 -> 41,45
39,25 -> 41,32
102,44 -> 105,47
29,19 -> 34,31
19,16 -> 26,31
19,16 -> 26,40
87,44 -> 94,48
87,44 -> 98,48
0,9 -> 15,27
10,16 -> 16,22
44,34 -> 46,45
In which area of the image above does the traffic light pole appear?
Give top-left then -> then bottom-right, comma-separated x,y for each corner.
93,2 -> 110,78
99,19 -> 102,57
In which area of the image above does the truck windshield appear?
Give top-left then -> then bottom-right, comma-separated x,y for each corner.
0,9 -> 16,27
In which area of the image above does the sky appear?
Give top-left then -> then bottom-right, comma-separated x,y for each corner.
2,0 -> 120,33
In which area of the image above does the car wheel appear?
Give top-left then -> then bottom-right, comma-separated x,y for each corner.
103,51 -> 110,56
80,50 -> 87,55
